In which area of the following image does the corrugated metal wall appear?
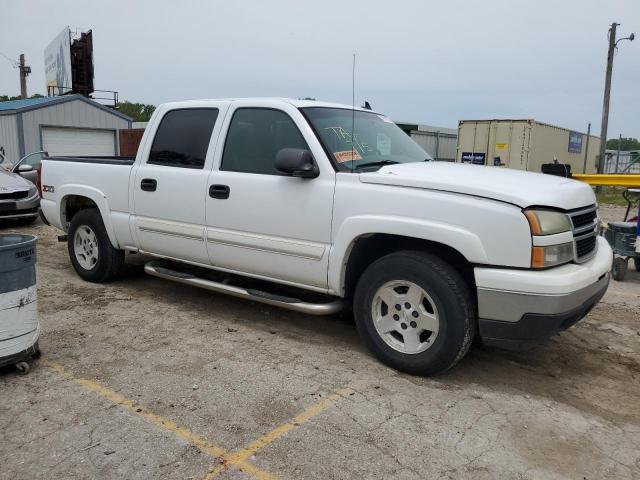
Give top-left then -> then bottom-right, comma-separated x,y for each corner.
0,114 -> 20,164
456,120 -> 600,173
410,130 -> 458,161
528,122 -> 600,174
21,99 -> 129,154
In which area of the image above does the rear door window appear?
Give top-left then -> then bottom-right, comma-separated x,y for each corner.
148,108 -> 219,169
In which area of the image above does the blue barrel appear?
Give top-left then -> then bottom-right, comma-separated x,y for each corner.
0,234 -> 39,367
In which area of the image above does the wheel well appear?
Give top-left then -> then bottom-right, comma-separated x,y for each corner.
62,195 -> 99,229
343,234 -> 476,299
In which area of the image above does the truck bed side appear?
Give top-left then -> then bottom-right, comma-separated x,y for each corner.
40,157 -> 136,249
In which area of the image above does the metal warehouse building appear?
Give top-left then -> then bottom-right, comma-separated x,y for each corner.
0,95 -> 132,163
396,122 -> 458,162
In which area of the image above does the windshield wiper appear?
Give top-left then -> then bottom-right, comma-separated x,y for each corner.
353,160 -> 400,171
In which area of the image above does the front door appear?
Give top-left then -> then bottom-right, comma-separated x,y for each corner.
205,103 -> 335,290
132,104 -> 227,264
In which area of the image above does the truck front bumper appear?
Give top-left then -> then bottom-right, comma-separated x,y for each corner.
475,236 -> 613,349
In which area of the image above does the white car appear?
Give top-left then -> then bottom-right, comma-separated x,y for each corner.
0,152 -> 41,223
40,98 -> 612,375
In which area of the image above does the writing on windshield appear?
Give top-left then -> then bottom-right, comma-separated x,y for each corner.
302,107 -> 431,171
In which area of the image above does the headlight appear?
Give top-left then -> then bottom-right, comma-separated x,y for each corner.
531,243 -> 574,268
524,209 -> 571,235
28,185 -> 38,198
524,209 -> 574,268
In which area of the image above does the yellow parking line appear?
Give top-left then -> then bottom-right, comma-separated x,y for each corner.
42,360 -> 276,479
202,387 -> 354,480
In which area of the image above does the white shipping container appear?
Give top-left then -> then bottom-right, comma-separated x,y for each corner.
456,119 -> 600,174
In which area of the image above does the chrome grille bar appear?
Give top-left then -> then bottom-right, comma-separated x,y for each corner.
567,205 -> 598,263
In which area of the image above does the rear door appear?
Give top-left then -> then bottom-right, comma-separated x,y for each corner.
132,103 -> 228,264
204,100 -> 335,289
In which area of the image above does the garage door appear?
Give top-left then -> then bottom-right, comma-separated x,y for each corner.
42,127 -> 115,156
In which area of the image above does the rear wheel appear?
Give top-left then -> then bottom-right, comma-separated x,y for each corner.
612,257 -> 628,282
353,251 -> 475,376
634,257 -> 640,273
67,209 -> 124,282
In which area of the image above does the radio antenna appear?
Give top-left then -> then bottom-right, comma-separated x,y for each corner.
351,53 -> 356,172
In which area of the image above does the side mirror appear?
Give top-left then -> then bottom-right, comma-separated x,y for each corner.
274,148 -> 319,178
17,164 -> 34,173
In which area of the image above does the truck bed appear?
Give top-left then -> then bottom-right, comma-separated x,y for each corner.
40,156 -> 135,241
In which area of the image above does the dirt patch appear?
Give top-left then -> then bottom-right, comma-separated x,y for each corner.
1,218 -> 638,479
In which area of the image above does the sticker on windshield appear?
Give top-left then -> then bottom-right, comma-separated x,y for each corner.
334,149 -> 363,163
377,134 -> 391,156
377,115 -> 394,123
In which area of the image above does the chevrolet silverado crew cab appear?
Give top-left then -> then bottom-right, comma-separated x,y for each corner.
40,98 -> 612,375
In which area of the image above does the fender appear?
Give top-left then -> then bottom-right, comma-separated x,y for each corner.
57,184 -> 120,249
328,215 -> 488,295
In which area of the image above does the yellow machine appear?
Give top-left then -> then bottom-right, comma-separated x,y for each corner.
572,174 -> 640,187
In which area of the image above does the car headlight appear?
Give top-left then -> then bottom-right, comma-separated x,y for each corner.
531,242 -> 574,268
28,185 -> 38,198
524,209 -> 574,268
523,209 -> 571,235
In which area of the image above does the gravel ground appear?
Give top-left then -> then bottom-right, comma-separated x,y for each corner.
1,207 -> 639,480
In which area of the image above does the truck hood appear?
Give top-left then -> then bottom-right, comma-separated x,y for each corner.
359,162 -> 595,210
0,169 -> 33,192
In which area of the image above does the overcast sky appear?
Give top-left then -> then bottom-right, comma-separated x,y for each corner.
1,0 -> 638,138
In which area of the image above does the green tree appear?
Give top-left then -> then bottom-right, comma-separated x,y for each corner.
0,93 -> 44,102
606,137 -> 640,151
118,101 -> 156,122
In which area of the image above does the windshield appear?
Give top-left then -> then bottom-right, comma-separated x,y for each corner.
301,107 -> 432,171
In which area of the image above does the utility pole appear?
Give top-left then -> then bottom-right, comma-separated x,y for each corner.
597,22 -> 634,174
18,54 -> 31,99
598,23 -> 618,174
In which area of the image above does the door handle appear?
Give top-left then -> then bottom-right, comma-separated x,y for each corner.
209,184 -> 230,199
140,178 -> 157,192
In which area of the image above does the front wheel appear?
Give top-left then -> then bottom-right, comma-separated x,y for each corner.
611,257 -> 628,282
67,209 -> 124,283
353,251 -> 475,376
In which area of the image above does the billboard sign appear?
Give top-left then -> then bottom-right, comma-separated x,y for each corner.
461,152 -> 486,165
44,27 -> 72,95
568,131 -> 583,154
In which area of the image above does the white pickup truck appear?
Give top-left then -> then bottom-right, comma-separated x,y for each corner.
40,98 -> 612,375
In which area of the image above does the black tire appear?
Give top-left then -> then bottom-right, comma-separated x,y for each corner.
353,251 -> 475,376
634,257 -> 640,273
611,257 -> 628,282
67,209 -> 124,282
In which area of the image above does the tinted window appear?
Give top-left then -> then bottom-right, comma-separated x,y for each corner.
148,108 -> 218,169
221,108 -> 308,175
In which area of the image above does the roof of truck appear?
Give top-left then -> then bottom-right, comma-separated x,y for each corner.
160,97 -> 378,113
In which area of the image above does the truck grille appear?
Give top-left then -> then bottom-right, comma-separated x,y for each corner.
0,190 -> 29,200
568,205 -> 598,262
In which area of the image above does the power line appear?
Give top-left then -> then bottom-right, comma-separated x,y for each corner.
0,51 -> 19,68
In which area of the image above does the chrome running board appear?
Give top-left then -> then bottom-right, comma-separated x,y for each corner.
144,260 -> 346,316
